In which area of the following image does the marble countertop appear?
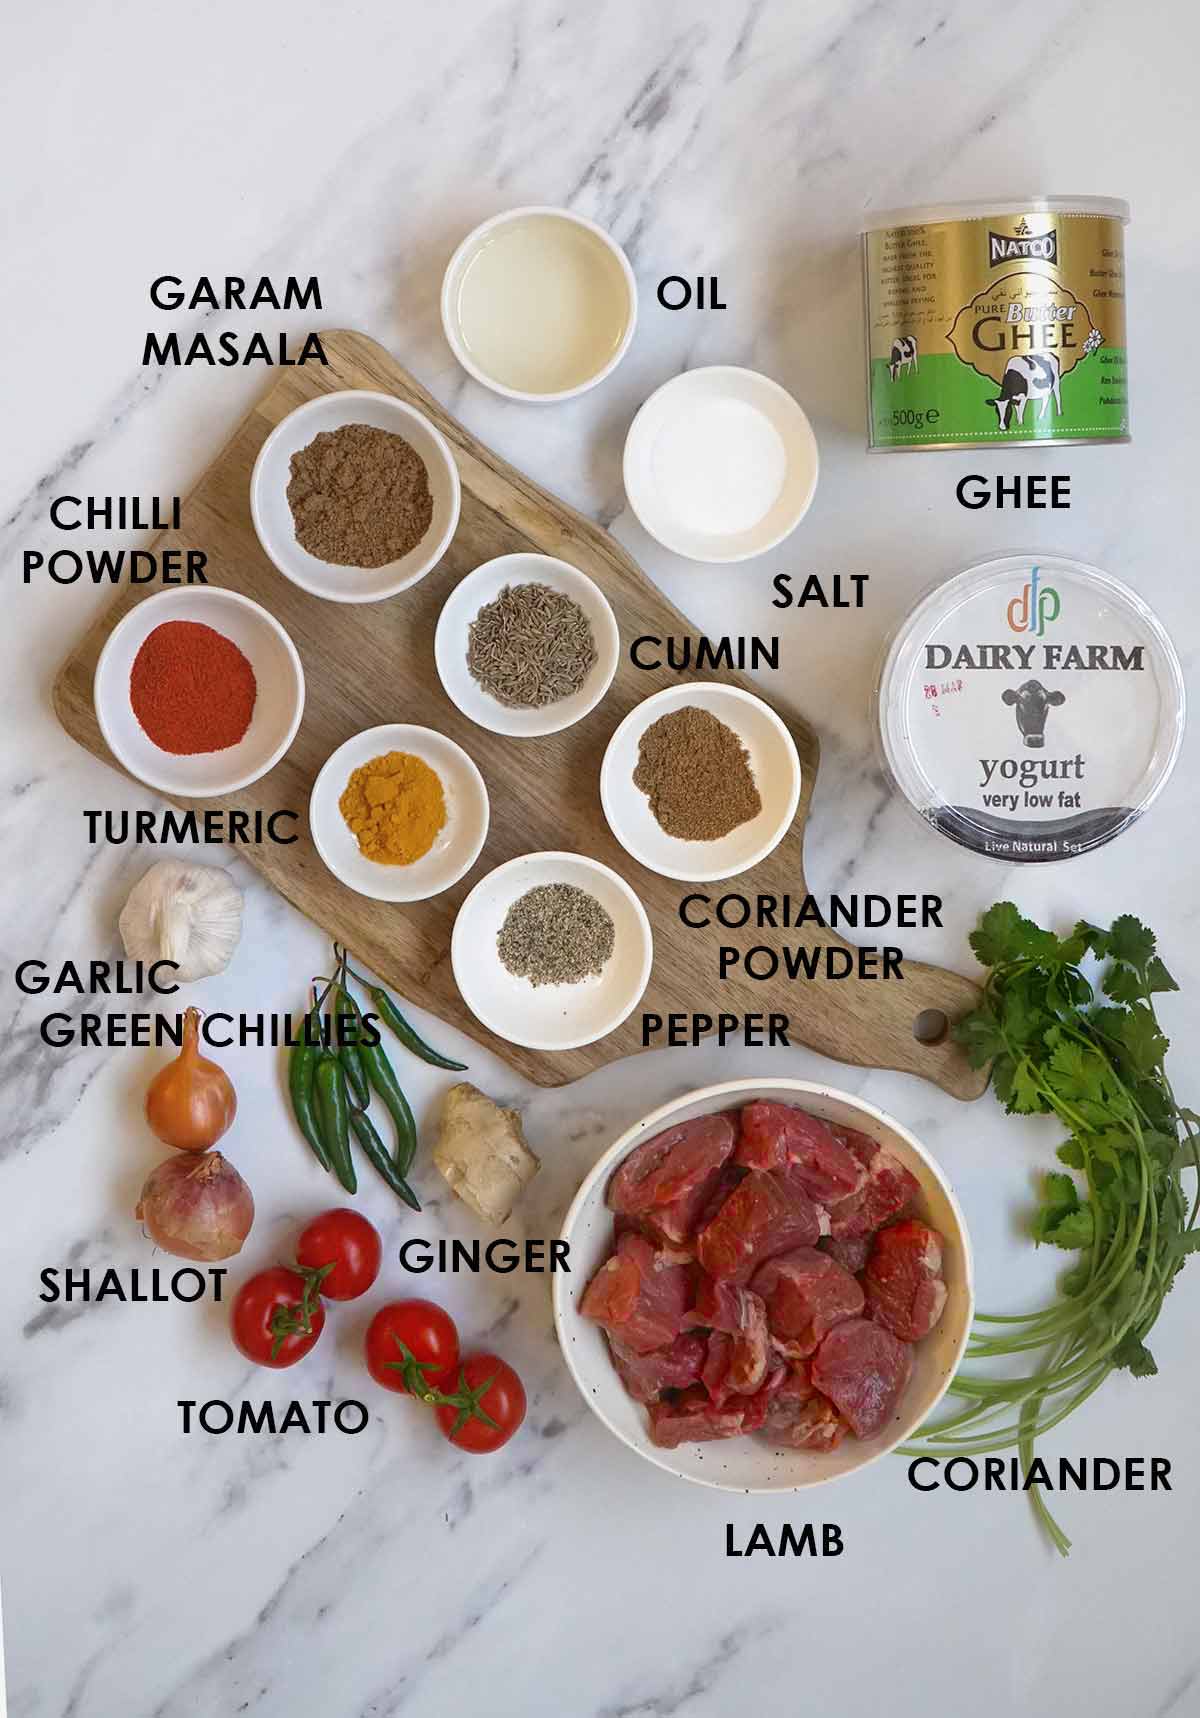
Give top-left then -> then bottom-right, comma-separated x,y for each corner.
3,2 -> 1199,1715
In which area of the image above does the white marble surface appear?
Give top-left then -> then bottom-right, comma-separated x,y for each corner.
3,2 -> 1199,1714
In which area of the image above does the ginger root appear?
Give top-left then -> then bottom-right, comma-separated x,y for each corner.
434,1082 -> 540,1225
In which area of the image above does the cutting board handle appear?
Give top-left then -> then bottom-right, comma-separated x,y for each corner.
707,919 -> 986,1100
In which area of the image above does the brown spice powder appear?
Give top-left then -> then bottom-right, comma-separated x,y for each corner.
633,705 -> 762,840
286,423 -> 434,568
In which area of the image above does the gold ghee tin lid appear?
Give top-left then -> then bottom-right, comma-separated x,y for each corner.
876,555 -> 1184,864
862,195 -> 1130,232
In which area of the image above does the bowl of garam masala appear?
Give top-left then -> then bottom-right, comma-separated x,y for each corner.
250,390 -> 461,602
435,552 -> 619,737
309,724 -> 489,902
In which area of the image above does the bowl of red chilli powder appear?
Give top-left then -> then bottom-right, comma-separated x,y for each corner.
93,588 -> 305,796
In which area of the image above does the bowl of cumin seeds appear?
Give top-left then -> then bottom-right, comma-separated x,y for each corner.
435,552 -> 619,736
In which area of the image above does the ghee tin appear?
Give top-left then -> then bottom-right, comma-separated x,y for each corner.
875,555 -> 1184,864
862,197 -> 1129,451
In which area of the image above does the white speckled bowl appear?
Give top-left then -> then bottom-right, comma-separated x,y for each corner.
554,1077 -> 973,1493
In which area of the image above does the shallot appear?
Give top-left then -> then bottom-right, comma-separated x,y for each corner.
135,1152 -> 254,1261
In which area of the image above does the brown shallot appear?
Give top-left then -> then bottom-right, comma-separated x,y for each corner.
145,1008 -> 237,1151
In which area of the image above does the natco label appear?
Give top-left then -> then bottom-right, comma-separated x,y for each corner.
862,201 -> 1129,449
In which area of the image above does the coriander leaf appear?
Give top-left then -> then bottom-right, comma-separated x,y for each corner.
1000,976 -> 1052,1047
1113,1333 -> 1158,1378
1038,1205 -> 1095,1250
1087,1005 -> 1129,1046
1107,915 -> 1156,971
1142,1130 -> 1180,1171
1061,1260 -> 1093,1297
1056,926 -> 1089,965
1135,1080 -> 1175,1132
1114,1004 -> 1169,1076
1072,1096 -> 1124,1132
991,1053 -> 1017,1107
1067,920 -> 1109,961
1046,1036 -> 1107,1105
970,902 -> 1057,968
1010,1058 -> 1047,1115
1167,1230 -> 1200,1262
1056,1138 -> 1086,1170
968,902 -> 1025,967
954,1008 -> 1005,1069
1145,956 -> 1178,995
1032,1171 -> 1085,1243
1103,963 -> 1145,1006
1042,1170 -> 1080,1215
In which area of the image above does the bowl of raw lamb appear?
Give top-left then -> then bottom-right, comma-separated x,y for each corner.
554,1078 -> 973,1491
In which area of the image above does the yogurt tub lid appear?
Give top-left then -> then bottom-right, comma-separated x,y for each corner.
862,195 -> 1130,232
877,555 -> 1185,865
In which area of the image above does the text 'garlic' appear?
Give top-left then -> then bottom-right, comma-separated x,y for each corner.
119,861 -> 243,982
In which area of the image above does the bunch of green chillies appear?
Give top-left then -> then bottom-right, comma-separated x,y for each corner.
288,943 -> 467,1211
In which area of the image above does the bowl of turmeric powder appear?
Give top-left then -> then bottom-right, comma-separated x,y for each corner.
309,724 -> 490,902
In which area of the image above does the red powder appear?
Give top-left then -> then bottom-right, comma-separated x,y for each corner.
129,620 -> 257,755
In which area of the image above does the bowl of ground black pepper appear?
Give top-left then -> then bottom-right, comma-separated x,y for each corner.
451,852 -> 653,1051
600,683 -> 801,882
250,390 -> 461,602
435,552 -> 620,736
93,587 -> 305,797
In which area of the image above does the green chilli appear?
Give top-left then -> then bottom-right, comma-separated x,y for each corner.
349,1108 -> 421,1212
315,1054 -> 356,1194
290,983 -> 332,1172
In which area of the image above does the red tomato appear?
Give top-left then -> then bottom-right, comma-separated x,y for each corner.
295,1208 -> 382,1301
365,1299 -> 459,1397
434,1353 -> 526,1454
232,1267 -> 326,1369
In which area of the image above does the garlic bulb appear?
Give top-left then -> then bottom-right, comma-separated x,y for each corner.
119,861 -> 243,982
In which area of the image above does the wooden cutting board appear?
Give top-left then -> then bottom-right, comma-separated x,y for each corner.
53,329 -> 985,1098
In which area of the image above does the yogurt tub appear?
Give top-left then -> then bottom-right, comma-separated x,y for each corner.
876,555 -> 1185,864
862,197 -> 1130,451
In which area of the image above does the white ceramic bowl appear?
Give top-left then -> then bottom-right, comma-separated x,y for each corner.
555,1077 -> 974,1493
434,552 -> 620,737
93,587 -> 305,797
450,851 -> 652,1051
310,724 -> 489,903
600,682 -> 801,882
440,205 -> 638,402
623,366 -> 819,562
250,390 -> 461,603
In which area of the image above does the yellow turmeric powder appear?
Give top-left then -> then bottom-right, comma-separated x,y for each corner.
339,750 -> 446,865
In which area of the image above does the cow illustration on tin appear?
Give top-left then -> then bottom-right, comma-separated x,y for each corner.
888,335 -> 918,381
987,352 -> 1063,430
1002,679 -> 1065,748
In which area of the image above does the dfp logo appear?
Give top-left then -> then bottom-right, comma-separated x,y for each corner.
1006,565 -> 1061,636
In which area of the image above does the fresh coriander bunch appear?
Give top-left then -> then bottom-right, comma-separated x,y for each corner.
904,904 -> 1199,1554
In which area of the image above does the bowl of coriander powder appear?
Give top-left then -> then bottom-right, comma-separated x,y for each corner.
601,682 -> 802,882
435,552 -> 619,736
